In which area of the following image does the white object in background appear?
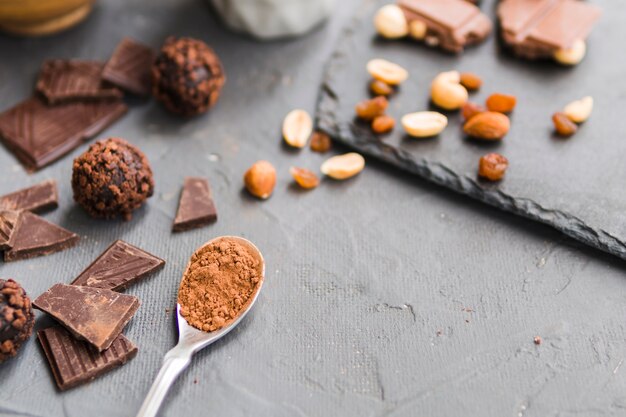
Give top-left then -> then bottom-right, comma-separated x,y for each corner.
209,0 -> 334,39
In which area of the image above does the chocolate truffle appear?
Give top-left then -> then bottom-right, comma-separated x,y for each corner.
0,279 -> 35,363
152,37 -> 225,116
72,138 -> 154,221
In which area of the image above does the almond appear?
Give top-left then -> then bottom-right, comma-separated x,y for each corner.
463,111 -> 510,140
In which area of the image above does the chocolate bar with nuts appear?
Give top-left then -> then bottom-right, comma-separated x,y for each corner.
397,0 -> 492,53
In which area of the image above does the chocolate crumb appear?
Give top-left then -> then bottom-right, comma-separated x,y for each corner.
534,336 -> 542,345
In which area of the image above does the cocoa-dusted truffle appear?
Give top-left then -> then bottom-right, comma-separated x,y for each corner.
72,138 -> 154,221
0,279 -> 35,363
152,36 -> 225,116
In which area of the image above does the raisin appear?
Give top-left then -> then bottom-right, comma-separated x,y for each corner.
461,102 -> 486,121
460,72 -> 482,91
552,112 -> 578,137
370,80 -> 393,96
355,96 -> 388,120
371,115 -> 395,133
290,167 -> 320,189
486,93 -> 517,114
478,153 -> 509,181
309,131 -> 332,153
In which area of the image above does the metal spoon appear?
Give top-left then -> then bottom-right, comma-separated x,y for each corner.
136,236 -> 265,417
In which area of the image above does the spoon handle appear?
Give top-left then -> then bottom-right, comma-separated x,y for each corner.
136,350 -> 192,417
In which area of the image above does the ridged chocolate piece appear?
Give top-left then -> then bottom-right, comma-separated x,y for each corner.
398,0 -> 492,53
38,326 -> 137,391
0,210 -> 21,250
0,180 -> 58,213
173,177 -> 217,232
102,38 -> 155,96
34,283 -> 140,352
4,212 -> 79,262
36,60 -> 123,104
72,240 -> 165,291
0,97 -> 127,171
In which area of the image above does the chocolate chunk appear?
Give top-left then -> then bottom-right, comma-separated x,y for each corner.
0,279 -> 35,363
173,177 -> 217,232
36,60 -> 123,104
398,0 -> 492,53
0,180 -> 58,213
72,240 -> 165,291
498,0 -> 601,60
102,38 -> 155,96
4,212 -> 79,262
0,97 -> 127,171
38,326 -> 137,391
33,283 -> 139,352
0,210 -> 21,250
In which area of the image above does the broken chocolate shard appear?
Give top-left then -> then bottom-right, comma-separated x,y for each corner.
38,326 -> 138,391
33,283 -> 139,352
0,180 -> 58,213
4,212 -> 79,262
72,240 -> 165,291
102,38 -> 155,96
173,177 -> 218,232
0,97 -> 127,171
498,0 -> 601,60
36,60 -> 123,104
0,210 -> 21,250
398,0 -> 492,53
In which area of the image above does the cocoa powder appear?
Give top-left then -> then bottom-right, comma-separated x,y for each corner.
178,237 -> 262,332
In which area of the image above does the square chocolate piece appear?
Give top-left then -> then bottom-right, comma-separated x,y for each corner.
102,38 -> 155,96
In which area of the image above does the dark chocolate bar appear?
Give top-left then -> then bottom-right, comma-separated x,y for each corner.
4,212 -> 79,262
72,240 -> 165,291
33,283 -> 140,352
0,180 -> 58,213
0,97 -> 127,171
36,60 -> 123,104
38,326 -> 137,391
102,38 -> 155,96
173,177 -> 218,232
0,210 -> 21,250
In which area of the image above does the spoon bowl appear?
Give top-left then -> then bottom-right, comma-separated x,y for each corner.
136,236 -> 265,417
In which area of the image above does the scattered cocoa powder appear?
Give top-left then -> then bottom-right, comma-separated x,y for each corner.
178,237 -> 263,332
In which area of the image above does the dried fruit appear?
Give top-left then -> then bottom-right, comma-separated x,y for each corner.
563,96 -> 593,123
554,39 -> 586,66
552,112 -> 578,137
372,115 -> 395,133
463,111 -> 510,140
366,59 -> 409,86
290,167 -> 320,189
460,72 -> 482,91
244,160 -> 276,199
373,4 -> 409,39
408,20 -> 427,40
321,153 -> 365,180
462,102 -> 486,121
355,96 -> 388,120
282,109 -> 312,148
486,93 -> 517,113
370,80 -> 393,96
401,111 -> 448,138
310,131 -> 332,153
478,153 -> 509,181
430,71 -> 468,110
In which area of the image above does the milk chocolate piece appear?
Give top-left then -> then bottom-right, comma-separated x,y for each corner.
36,60 -> 123,104
0,180 -> 58,213
38,326 -> 137,391
498,0 -> 601,60
173,177 -> 217,232
398,0 -> 492,53
4,212 -> 79,262
33,283 -> 139,352
0,97 -> 127,171
72,240 -> 165,291
0,210 -> 21,250
102,38 -> 155,96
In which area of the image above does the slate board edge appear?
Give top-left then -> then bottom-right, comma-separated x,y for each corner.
316,82 -> 626,262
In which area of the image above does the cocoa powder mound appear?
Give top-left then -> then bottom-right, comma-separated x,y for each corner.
178,238 -> 262,332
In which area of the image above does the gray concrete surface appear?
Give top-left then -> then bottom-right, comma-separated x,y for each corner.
1,0 -> 625,416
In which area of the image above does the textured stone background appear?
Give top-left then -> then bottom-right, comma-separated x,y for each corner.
1,0 -> 625,417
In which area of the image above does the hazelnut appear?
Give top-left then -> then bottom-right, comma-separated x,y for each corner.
244,161 -> 276,199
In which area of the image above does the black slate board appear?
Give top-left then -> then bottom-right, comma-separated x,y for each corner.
316,0 -> 626,260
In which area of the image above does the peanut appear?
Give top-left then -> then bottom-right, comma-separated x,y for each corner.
321,153 -> 365,180
408,20 -> 427,40
244,161 -> 276,199
430,71 -> 468,110
563,96 -> 593,123
554,40 -> 586,66
282,109 -> 312,148
401,111 -> 448,138
374,5 -> 408,39
367,59 -> 409,86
